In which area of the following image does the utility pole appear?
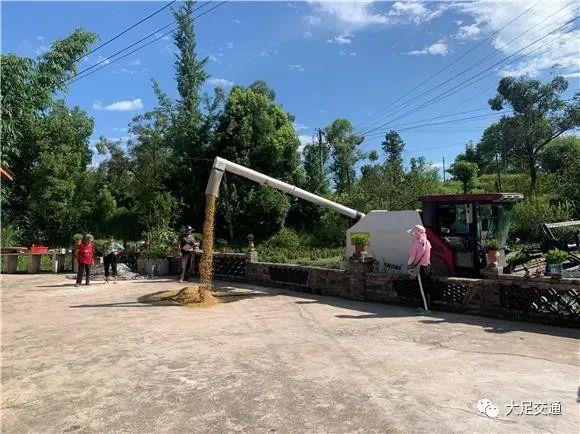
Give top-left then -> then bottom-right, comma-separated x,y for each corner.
316,128 -> 325,172
442,156 -> 446,182
495,153 -> 503,191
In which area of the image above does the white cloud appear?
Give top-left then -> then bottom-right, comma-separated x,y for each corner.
232,18 -> 242,24
294,123 -> 309,131
208,77 -> 234,87
327,33 -> 352,44
289,64 -> 305,72
456,22 -> 482,40
260,48 -> 279,57
93,98 -> 144,111
303,30 -> 313,39
112,127 -> 128,132
129,59 -> 141,66
208,54 -> 221,63
298,134 -> 313,153
304,15 -> 322,26
315,1 -> 390,26
456,1 -> 579,77
408,42 -> 450,57
389,1 -> 444,25
96,55 -> 111,65
225,41 -> 234,50
339,49 -> 357,56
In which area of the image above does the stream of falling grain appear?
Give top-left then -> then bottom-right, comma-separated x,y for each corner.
199,194 -> 216,289
169,194 -> 217,305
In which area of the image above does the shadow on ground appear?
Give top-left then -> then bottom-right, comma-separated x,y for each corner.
287,288 -> 579,340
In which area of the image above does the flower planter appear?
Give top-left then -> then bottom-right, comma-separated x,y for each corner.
155,258 -> 169,276
355,243 -> 367,255
486,250 -> 499,267
137,258 -> 169,276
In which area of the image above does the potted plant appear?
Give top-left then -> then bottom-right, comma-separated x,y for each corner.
483,238 -> 501,267
247,233 -> 255,250
73,233 -> 83,247
545,249 -> 568,279
351,233 -> 370,255
217,239 -> 228,253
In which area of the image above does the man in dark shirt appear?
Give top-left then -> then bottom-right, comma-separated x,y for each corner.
179,226 -> 197,282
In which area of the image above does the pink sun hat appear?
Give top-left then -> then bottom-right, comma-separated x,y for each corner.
407,224 -> 426,234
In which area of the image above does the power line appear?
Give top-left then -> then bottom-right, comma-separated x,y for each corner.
354,0 -> 542,132
70,2 -> 211,81
363,112 -> 508,140
75,1 -> 177,63
69,1 -> 227,84
358,2 -> 576,135
380,20 -> 579,129
359,14 -> 579,135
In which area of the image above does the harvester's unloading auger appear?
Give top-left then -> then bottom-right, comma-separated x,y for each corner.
205,157 -> 366,221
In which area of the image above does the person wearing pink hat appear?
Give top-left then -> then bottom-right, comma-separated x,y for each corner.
407,224 -> 432,314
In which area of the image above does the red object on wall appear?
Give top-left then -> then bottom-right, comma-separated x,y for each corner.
425,227 -> 455,276
30,245 -> 49,253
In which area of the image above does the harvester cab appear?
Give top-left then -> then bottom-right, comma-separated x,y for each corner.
420,194 -> 523,277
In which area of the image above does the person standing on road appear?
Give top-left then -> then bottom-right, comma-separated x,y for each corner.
179,226 -> 197,283
407,225 -> 432,314
76,234 -> 95,287
103,235 -> 124,284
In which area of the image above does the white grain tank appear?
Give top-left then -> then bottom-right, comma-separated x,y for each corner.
346,210 -> 423,274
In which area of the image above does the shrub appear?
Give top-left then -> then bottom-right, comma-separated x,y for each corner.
142,227 -> 178,259
510,196 -> 572,242
263,227 -> 302,250
545,249 -> 568,264
0,224 -> 23,247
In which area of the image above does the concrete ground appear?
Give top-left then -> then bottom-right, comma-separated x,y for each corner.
1,274 -> 579,433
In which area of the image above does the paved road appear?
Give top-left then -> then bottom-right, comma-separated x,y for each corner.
2,274 -> 578,433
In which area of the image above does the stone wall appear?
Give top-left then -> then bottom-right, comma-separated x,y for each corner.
242,255 -> 579,328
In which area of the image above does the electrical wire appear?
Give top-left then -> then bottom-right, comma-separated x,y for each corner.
69,2 -> 211,81
358,2 -> 576,135
359,14 -> 579,136
354,0 -> 542,132
75,1 -> 177,63
69,1 -> 227,84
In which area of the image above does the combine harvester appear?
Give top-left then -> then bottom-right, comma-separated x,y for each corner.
205,157 -> 523,277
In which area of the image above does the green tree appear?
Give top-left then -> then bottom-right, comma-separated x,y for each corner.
448,160 -> 479,193
325,118 -> 364,193
213,82 -> 300,241
381,130 -> 405,178
26,102 -> 95,244
485,76 -> 580,192
1,29 -> 97,238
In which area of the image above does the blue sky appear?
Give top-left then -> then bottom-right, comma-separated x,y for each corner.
3,1 -> 579,173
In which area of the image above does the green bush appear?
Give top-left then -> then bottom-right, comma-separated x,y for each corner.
0,224 -> 23,247
511,196 -> 572,242
142,227 -> 178,259
263,227 -> 303,250
257,245 -> 344,267
545,249 -> 568,264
